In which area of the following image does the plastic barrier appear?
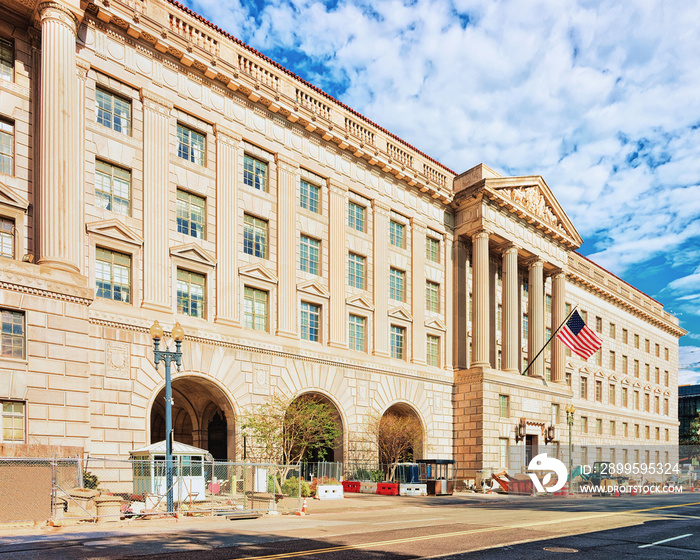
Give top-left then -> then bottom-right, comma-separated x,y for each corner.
377,482 -> 400,496
342,481 -> 361,493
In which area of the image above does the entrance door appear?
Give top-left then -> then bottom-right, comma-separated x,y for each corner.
525,434 -> 538,465
208,412 -> 227,460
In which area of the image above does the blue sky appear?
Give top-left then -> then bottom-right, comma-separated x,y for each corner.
184,0 -> 700,383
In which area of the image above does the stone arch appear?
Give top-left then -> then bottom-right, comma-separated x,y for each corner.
378,401 -> 426,463
148,373 -> 238,461
288,390 -> 346,464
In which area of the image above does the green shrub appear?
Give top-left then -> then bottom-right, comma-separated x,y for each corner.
83,470 -> 99,489
281,476 -> 310,497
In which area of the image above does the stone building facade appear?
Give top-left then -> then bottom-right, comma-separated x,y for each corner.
0,0 -> 685,477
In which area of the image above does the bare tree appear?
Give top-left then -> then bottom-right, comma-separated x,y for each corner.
366,412 -> 423,482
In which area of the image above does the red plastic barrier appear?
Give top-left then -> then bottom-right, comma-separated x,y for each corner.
342,481 -> 361,493
377,482 -> 400,496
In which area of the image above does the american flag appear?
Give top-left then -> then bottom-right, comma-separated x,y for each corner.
556,310 -> 603,360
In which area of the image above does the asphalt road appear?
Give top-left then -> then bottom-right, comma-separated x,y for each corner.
2,493 -> 699,559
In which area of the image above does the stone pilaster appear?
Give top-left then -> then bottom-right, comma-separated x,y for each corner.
453,238 -> 468,369
552,271 -> 567,383
215,124 -> 240,326
502,244 -> 519,373
373,201 -> 390,357
76,60 -> 89,275
276,155 -> 298,338
471,230 -> 490,367
411,219 -> 426,364
37,3 -> 81,272
444,235 -> 454,371
528,259 -> 545,377
329,181 -> 348,348
141,89 -> 173,312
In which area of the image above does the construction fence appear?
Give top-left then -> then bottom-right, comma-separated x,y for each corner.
0,457 -> 303,525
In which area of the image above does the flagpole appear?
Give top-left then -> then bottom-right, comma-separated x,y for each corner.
521,305 -> 578,377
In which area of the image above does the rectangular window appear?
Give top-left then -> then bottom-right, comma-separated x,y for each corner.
390,325 -> 405,359
623,422 -> 628,437
426,236 -> 440,263
426,334 -> 440,367
176,124 -> 205,166
522,313 -> 528,339
644,393 -> 650,412
0,119 -> 13,175
654,396 -> 660,414
655,343 -> 660,357
634,359 -> 640,377
176,190 -> 206,239
634,334 -> 640,348
609,350 -> 616,370
389,268 -> 405,302
596,418 -> 602,435
580,310 -> 587,323
595,380 -> 602,402
664,398 -> 669,415
425,281 -> 440,313
1,309 -> 24,359
348,201 -> 365,232
243,214 -> 268,258
609,383 -> 615,405
622,387 -> 628,407
300,179 -> 320,213
645,363 -> 650,381
176,269 -> 205,318
655,367 -> 660,384
595,316 -> 602,333
95,160 -> 131,215
551,403 -> 560,424
622,355 -> 628,374
610,420 -> 616,436
0,217 -> 13,258
664,370 -> 669,386
300,302 -> 320,342
595,349 -> 602,366
348,253 -> 365,289
609,323 -> 616,339
645,338 -> 650,352
243,154 -> 268,191
348,314 -> 366,352
2,401 -> 24,442
244,287 -> 268,331
96,88 -> 131,135
665,347 -> 669,361
545,294 -> 552,314
389,220 -> 404,248
499,438 -> 509,468
622,329 -> 628,344
635,424 -> 640,438
96,248 -> 131,303
634,390 -> 640,410
499,395 -> 509,418
0,38 -> 13,82
580,377 -> 588,399
300,235 -> 320,275
645,426 -> 650,439
582,416 -> 588,433
665,428 -> 669,442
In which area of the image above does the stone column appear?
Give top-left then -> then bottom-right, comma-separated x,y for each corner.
444,235 -> 454,371
37,3 -> 81,272
551,271 -> 567,383
501,244 -> 519,373
411,218 -> 426,364
329,181 -> 347,348
276,155 -> 298,338
141,90 -> 173,312
215,125 -> 240,325
528,259 -> 545,377
453,238 -> 468,369
373,201 -> 390,357
471,230 -> 490,367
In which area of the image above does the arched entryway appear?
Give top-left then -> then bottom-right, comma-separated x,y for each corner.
150,376 -> 236,461
287,392 -> 344,464
378,403 -> 424,464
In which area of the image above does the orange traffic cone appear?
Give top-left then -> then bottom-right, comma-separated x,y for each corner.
614,490 -> 620,498
295,498 -> 308,516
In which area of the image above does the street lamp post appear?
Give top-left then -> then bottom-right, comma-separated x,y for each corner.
565,404 -> 575,494
150,320 -> 185,514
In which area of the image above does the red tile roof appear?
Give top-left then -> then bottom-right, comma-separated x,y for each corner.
165,0 -> 456,176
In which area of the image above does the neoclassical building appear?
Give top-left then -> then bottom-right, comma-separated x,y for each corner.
0,0 -> 685,477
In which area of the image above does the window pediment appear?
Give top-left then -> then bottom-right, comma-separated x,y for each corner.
239,262 -> 278,284
0,181 -> 29,212
425,317 -> 446,331
388,306 -> 412,322
170,243 -> 216,266
297,279 -> 330,298
86,219 -> 143,246
346,294 -> 374,311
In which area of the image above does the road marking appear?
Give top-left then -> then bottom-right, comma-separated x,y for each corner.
234,500 -> 700,560
372,517 -> 444,525
639,533 -> 693,548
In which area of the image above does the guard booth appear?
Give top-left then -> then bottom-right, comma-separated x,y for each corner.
130,441 -> 211,502
417,459 -> 456,495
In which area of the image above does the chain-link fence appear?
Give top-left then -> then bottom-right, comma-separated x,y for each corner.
299,461 -> 343,482
0,457 -> 303,524
344,462 -> 422,483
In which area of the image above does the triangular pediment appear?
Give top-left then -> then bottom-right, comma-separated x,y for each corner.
425,317 -> 446,331
580,366 -> 591,375
86,219 -> 143,246
346,294 -> 374,311
388,306 -> 413,322
621,378 -> 629,385
594,370 -> 604,378
0,181 -> 29,211
484,176 -> 583,247
297,279 -> 330,298
609,374 -> 618,382
654,386 -> 661,393
239,262 -> 278,284
633,381 -> 641,388
170,243 -> 216,266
